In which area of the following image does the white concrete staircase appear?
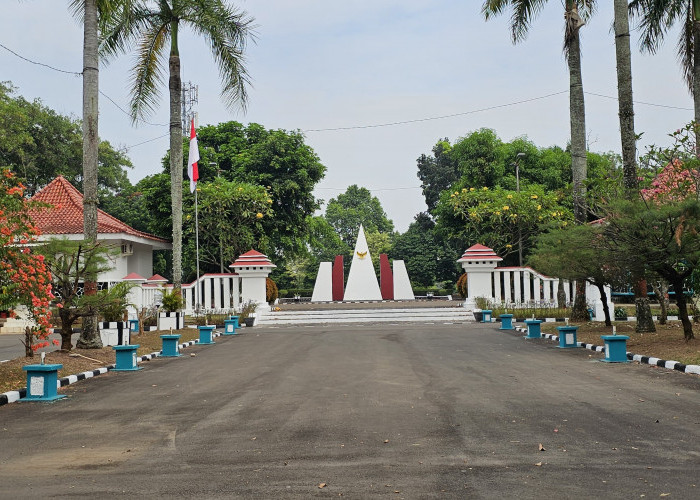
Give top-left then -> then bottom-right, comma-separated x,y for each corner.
257,307 -> 475,326
0,316 -> 33,334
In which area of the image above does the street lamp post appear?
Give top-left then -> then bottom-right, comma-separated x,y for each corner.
513,152 -> 526,266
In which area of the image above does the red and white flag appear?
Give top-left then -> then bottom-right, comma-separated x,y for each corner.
188,118 -> 200,193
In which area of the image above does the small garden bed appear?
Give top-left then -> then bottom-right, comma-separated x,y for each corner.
539,321 -> 700,366
0,327 -> 199,395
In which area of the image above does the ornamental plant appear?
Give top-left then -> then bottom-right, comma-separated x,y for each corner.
266,277 -> 278,304
456,273 -> 468,298
0,168 -> 55,356
40,238 -> 116,350
448,185 -> 573,260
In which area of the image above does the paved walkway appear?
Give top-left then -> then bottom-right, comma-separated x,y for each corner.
0,323 -> 698,498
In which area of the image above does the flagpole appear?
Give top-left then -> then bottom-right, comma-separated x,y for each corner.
195,186 -> 201,316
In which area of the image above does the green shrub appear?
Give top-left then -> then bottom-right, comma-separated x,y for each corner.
456,273 -> 468,298
99,282 -> 136,322
614,306 -> 628,319
266,277 -> 278,303
161,289 -> 183,312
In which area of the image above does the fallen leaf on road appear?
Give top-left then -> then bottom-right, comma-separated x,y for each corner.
535,462 -> 543,467
660,494 -> 670,497
251,437 -> 256,440
553,429 -> 559,433
384,439 -> 389,444
190,353 -> 196,357
538,444 -> 546,451
318,483 -> 326,489
639,399 -> 645,402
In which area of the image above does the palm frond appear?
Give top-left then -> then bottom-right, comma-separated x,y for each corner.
481,0 -> 511,20
100,3 -> 159,62
129,20 -> 169,122
577,0 -> 598,22
511,0 -> 548,43
677,7 -> 695,91
631,0 -> 683,54
481,0 -> 548,44
183,0 -> 255,110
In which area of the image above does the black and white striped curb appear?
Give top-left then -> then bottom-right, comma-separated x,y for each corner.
513,326 -> 700,375
0,331 -> 224,407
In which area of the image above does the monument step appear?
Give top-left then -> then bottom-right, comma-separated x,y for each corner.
258,307 -> 474,325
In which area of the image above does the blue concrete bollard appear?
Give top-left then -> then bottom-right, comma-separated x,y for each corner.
198,325 -> 216,345
22,364 -> 65,401
223,319 -> 237,335
129,319 -> 139,333
600,335 -> 630,363
160,334 -> 181,357
112,345 -> 140,371
557,325 -> 579,348
481,310 -> 493,323
524,319 -> 542,339
499,314 -> 514,330
587,308 -> 594,321
228,315 -> 240,329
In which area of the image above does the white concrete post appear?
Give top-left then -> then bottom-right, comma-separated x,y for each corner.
503,271 -> 511,304
493,270 -> 501,304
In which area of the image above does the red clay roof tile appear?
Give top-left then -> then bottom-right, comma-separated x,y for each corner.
28,176 -> 169,244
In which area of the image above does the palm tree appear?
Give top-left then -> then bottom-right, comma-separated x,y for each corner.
100,0 -> 253,290
630,0 -> 700,151
614,0 -> 656,332
69,0 -> 109,348
482,0 -> 594,320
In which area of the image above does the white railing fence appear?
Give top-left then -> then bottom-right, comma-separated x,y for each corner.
128,273 -> 241,317
490,267 -> 574,308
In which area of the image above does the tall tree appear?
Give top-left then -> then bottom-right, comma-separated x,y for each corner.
69,0 -> 102,348
482,0 -> 594,320
325,185 -> 395,247
417,139 -> 458,211
100,0 -> 254,290
630,0 -> 700,152
615,0 -> 656,332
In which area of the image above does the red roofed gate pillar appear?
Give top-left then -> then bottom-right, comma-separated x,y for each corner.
456,244 -> 502,310
230,250 -> 276,310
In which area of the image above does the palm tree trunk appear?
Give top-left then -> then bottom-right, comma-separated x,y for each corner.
568,31 -> 587,225
77,0 -> 102,349
614,0 -> 655,333
614,0 -> 637,191
169,20 -> 183,291
567,12 -> 588,321
693,3 -> 700,155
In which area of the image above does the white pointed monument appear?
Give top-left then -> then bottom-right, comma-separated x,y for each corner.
343,225 -> 382,301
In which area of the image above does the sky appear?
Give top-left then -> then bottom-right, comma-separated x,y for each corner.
0,1 -> 693,232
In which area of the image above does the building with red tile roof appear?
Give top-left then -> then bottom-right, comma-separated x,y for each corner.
28,176 -> 171,283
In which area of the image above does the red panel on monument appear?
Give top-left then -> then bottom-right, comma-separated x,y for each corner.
332,255 -> 344,301
379,253 -> 394,300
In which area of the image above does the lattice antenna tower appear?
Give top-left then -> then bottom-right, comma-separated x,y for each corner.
182,81 -> 199,135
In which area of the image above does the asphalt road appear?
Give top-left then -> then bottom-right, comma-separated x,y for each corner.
1,323 -> 699,498
0,332 -> 80,362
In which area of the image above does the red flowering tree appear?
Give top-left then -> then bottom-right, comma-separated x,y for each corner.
604,123 -> 700,341
0,168 -> 56,356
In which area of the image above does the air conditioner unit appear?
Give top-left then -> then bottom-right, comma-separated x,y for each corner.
121,243 -> 133,256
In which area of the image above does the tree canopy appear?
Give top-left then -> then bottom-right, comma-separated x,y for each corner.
325,185 -> 394,247
0,82 -> 132,197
